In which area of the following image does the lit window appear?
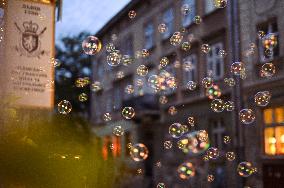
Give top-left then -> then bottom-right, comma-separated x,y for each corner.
182,54 -> 197,86
206,42 -> 224,80
162,8 -> 174,39
258,21 -> 279,63
211,119 -> 226,150
204,0 -> 217,14
144,22 -> 154,49
263,107 -> 284,155
182,0 -> 196,27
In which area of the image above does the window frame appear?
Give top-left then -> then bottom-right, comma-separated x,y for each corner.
162,7 -> 174,40
144,22 -> 155,50
182,54 -> 198,86
210,119 -> 226,150
206,42 -> 224,80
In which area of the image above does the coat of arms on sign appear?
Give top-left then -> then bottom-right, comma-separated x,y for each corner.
14,21 -> 49,58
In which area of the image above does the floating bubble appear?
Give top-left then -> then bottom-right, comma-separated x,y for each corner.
262,33 -> 277,49
201,44 -> 211,54
225,101 -> 235,111
137,65 -> 149,76
75,77 -> 90,88
141,49 -> 150,58
258,31 -> 265,39
218,49 -> 227,58
206,84 -> 221,100
169,123 -> 184,138
179,131 -> 210,155
194,15 -> 202,24
109,144 -> 114,150
177,139 -> 188,150
214,0 -> 227,8
206,147 -> 219,159
128,10 -> 136,19
261,63 -> 275,78
148,75 -> 160,91
181,124 -> 189,133
160,57 -> 169,68
159,95 -> 168,104
223,136 -> 231,144
226,151 -> 236,161
122,107 -> 135,119
264,48 -> 273,57
136,78 -> 144,87
237,162 -> 256,177
239,109 -> 255,125
122,55 -> 134,66
82,36 -> 102,55
130,143 -> 149,162
116,71 -> 125,79
113,125 -> 124,136
183,61 -> 194,72
211,99 -> 225,112
202,77 -> 213,88
254,91 -> 271,107
186,81 -> 197,91
106,43 -> 115,52
158,23 -> 168,33
181,42 -> 191,51
91,81 -> 102,92
170,32 -> 183,46
231,62 -> 245,76
137,168 -> 143,175
197,130 -> 209,142
224,77 -> 236,87
111,34 -> 118,41
156,161 -> 162,168
107,51 -> 121,66
168,106 -> 178,116
51,58 -> 61,67
207,174 -> 215,182
164,140 -> 173,149
177,162 -> 196,179
203,154 -> 210,161
103,112 -> 112,122
181,4 -> 191,15
157,182 -> 166,188
188,117 -> 195,126
125,85 -> 134,94
58,100 -> 72,115
78,93 -> 88,102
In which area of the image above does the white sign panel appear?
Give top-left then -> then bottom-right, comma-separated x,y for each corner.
2,0 -> 55,108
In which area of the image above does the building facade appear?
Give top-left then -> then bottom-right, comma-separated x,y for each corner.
91,0 -> 284,187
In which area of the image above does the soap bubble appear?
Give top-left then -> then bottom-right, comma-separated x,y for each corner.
194,15 -> 202,24
206,147 -> 219,159
160,57 -> 169,68
177,162 -> 196,179
159,95 -> 168,104
168,106 -> 178,115
237,162 -> 256,177
75,77 -> 90,88
170,32 -> 183,46
211,99 -> 225,112
214,0 -> 227,8
183,61 -> 194,72
164,140 -> 173,149
169,123 -> 184,138
113,125 -> 124,136
223,136 -> 231,144
106,43 -> 115,52
188,117 -> 195,126
58,100 -> 72,115
82,36 -> 102,55
51,58 -> 61,67
103,112 -> 112,122
122,107 -> 135,119
239,109 -> 255,125
225,101 -> 235,111
157,182 -> 166,188
122,55 -> 134,66
130,143 -> 149,162
258,31 -> 265,39
181,42 -> 191,51
201,44 -> 211,54
197,130 -> 209,142
107,51 -> 121,66
262,33 -> 277,49
128,10 -> 136,19
261,63 -> 275,78
158,23 -> 167,33
218,49 -> 227,58
187,81 -> 197,91
125,85 -> 135,94
254,91 -> 271,107
202,77 -> 213,88
231,62 -> 245,76
78,93 -> 88,102
206,84 -> 221,99
116,71 -> 125,79
91,81 -> 102,92
207,174 -> 215,182
224,78 -> 236,87
226,151 -> 236,161
181,4 -> 191,15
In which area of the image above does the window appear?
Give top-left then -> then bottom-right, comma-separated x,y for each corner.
211,119 -> 226,150
113,86 -> 122,110
105,92 -> 113,112
122,35 -> 134,56
258,21 -> 279,63
144,22 -> 154,49
162,8 -> 174,39
182,0 -> 196,27
182,54 -> 197,85
204,0 -> 217,14
206,42 -> 224,80
263,107 -> 284,155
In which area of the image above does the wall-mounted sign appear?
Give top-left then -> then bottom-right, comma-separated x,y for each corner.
1,0 -> 55,108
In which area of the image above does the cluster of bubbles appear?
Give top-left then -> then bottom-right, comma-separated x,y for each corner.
82,36 -> 102,55
130,143 -> 149,162
57,100 -> 72,115
148,70 -> 177,93
177,162 -> 196,179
